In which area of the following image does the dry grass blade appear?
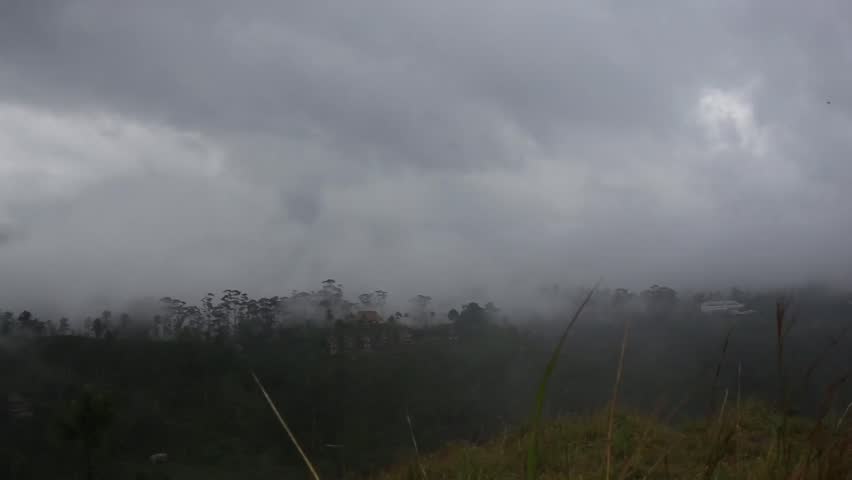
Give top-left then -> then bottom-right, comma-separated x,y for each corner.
634,339 -> 740,479
736,362 -> 742,427
793,370 -> 852,480
406,408 -> 428,480
251,370 -> 321,480
616,397 -> 669,480
810,370 -> 851,440
700,388 -> 732,480
617,361 -> 721,480
776,298 -> 788,406
795,322 -> 851,400
735,361 -> 742,476
606,315 -> 631,480
716,388 -> 729,432
836,401 -> 852,432
640,448 -> 673,480
659,360 -> 719,426
709,325 -> 735,418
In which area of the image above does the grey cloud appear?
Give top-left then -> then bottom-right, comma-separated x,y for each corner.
282,189 -> 321,226
1,0 -> 852,314
0,0 -> 739,171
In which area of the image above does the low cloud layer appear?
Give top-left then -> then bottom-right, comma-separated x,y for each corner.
1,0 -> 851,315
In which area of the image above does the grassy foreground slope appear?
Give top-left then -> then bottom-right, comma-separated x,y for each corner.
375,297 -> 851,480
374,400 -> 851,480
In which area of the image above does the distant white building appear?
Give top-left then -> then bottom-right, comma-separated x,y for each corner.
700,300 -> 756,316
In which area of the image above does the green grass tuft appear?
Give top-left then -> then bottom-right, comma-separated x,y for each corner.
526,283 -> 598,480
374,400 -> 852,480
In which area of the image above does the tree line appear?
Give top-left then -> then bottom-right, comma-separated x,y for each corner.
3,280 -> 848,344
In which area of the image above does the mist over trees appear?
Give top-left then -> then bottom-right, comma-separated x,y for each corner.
2,280 -> 851,346
2,280 -> 851,478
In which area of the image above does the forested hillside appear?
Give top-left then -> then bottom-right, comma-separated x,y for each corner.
2,284 -> 850,478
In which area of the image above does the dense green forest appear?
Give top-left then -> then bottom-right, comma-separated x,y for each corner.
1,282 -> 850,479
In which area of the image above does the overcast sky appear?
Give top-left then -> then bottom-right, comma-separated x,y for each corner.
1,0 -> 851,315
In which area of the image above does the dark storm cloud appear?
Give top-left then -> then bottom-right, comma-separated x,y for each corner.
1,0 -> 851,313
0,0 -> 730,170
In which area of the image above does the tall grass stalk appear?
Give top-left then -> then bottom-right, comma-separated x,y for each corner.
735,361 -> 742,476
836,401 -> 852,432
615,397 -> 670,480
795,322 -> 850,402
811,370 -> 851,437
405,408 -> 428,480
709,325 -> 735,418
640,448 -> 673,480
251,370 -> 321,480
716,388 -> 729,432
525,281 -> 598,480
605,315 -> 631,480
703,388 -> 733,480
773,299 -> 800,475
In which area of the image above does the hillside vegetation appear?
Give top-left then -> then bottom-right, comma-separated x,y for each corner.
375,400 -> 851,480
374,297 -> 851,480
1,284 -> 850,479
